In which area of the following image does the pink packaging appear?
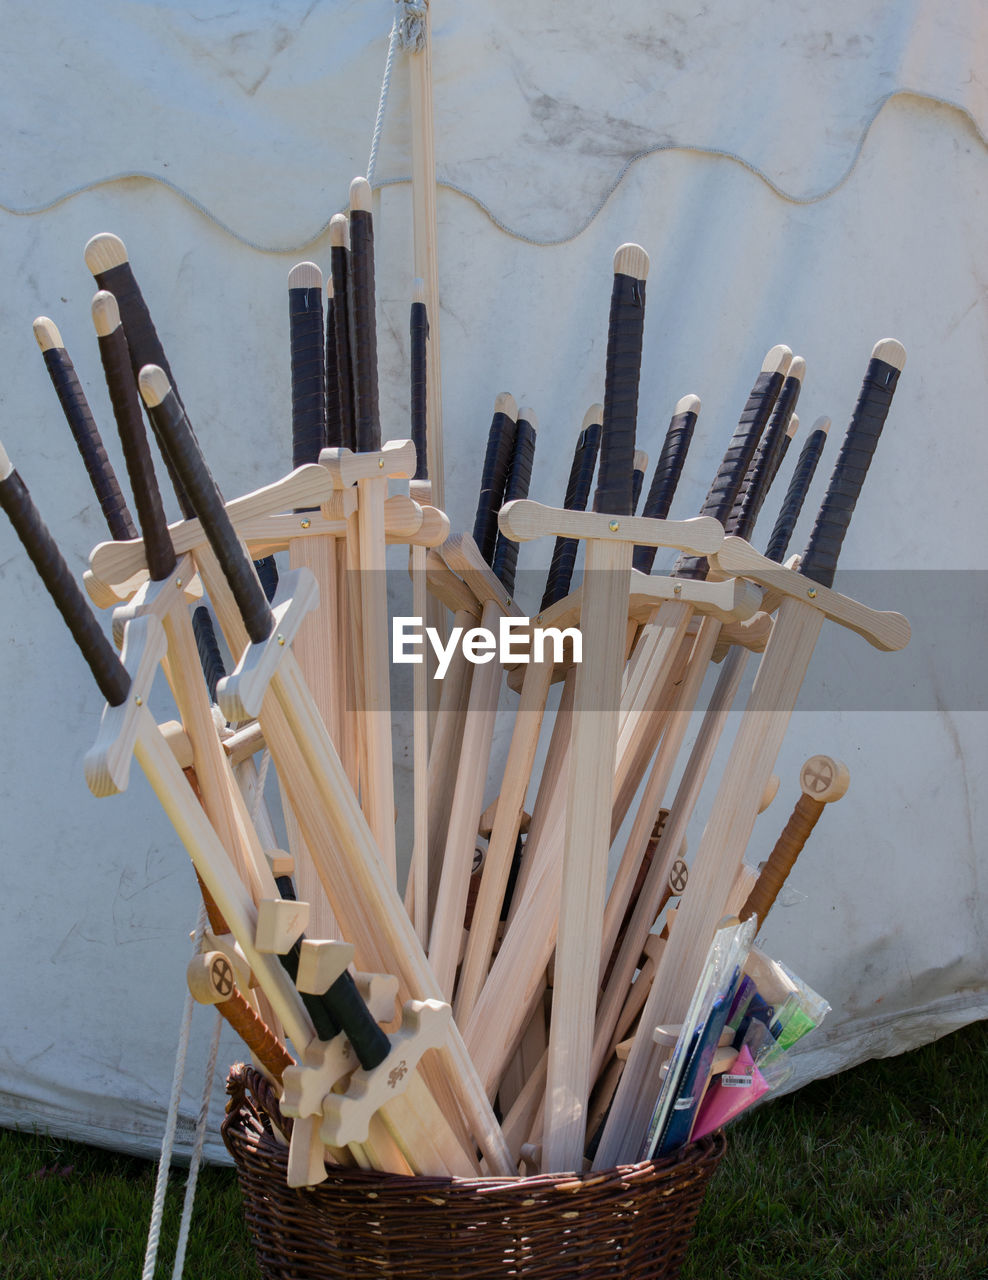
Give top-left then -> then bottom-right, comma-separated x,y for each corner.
690,1044 -> 770,1140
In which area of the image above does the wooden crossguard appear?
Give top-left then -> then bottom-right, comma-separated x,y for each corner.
740,754 -> 850,925
594,339 -> 910,1168
135,368 -> 511,1176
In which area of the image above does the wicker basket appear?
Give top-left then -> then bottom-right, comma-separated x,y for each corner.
223,1064 -> 726,1280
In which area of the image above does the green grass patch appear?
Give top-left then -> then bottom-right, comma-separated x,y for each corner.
1,1023 -> 986,1278
0,1128 -> 258,1280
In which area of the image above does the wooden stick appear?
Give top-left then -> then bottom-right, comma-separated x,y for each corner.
739,755 -> 849,925
428,594 -> 503,997
454,655 -> 553,1023
406,1 -> 444,507
286,261 -> 340,938
541,243 -> 649,1172
345,177 -> 397,878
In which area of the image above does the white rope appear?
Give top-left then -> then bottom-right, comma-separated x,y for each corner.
396,0 -> 429,53
141,901 -> 209,1280
366,17 -> 399,187
170,1006 -> 223,1279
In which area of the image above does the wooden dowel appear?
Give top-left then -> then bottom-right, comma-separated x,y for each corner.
454,657 -> 553,1023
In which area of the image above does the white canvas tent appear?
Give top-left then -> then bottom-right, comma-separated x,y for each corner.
0,1 -> 984,1161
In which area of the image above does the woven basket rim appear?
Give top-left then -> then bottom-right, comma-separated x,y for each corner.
222,1060 -> 727,1193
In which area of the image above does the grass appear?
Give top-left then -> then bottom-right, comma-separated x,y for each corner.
1,1021 -> 986,1279
684,1018 -> 988,1279
0,1128 -> 259,1280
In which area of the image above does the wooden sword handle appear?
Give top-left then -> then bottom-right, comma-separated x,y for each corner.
631,394 -> 698,575
472,392 -> 518,566
540,407 -> 601,609
673,343 -> 791,579
409,280 -> 429,481
188,951 -> 295,1082
490,409 -> 537,596
593,244 -> 649,518
288,262 -> 328,468
740,754 -> 849,926
33,316 -> 138,543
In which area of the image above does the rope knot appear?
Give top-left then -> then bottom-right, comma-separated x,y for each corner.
396,0 -> 429,53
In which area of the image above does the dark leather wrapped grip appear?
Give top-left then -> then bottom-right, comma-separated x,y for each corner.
739,793 -> 823,925
593,272 -> 646,517
215,985 -> 294,1083
323,970 -> 391,1069
767,415 -> 796,491
41,347 -> 137,543
727,371 -> 802,540
472,407 -> 518,566
631,462 -> 645,514
266,874 -> 389,1067
764,427 -> 827,564
192,605 -> 227,704
97,325 -> 176,581
348,209 -> 381,453
145,386 -> 273,646
0,468 -> 130,706
275,942 -> 341,1042
540,420 -> 602,611
289,286 -> 328,468
491,415 -> 537,596
329,245 -> 356,451
800,356 -> 901,588
91,259 -> 196,520
632,406 -> 697,574
674,367 -> 784,580
254,554 -> 280,604
325,291 -> 344,449
410,300 -> 429,480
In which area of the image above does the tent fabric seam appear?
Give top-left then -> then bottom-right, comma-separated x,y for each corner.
1,89 -> 983,255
